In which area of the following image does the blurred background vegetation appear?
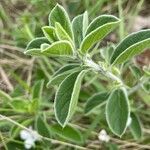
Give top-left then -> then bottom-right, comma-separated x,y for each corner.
0,0 -> 150,149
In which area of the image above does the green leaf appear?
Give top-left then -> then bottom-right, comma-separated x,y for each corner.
50,124 -> 83,143
42,26 -> 57,43
80,15 -> 120,53
0,90 -> 12,102
25,37 -> 49,56
106,88 -> 130,137
49,4 -> 73,38
25,37 -> 49,50
72,11 -> 88,48
41,40 -> 73,57
82,11 -> 89,37
53,64 -> 80,76
47,64 -> 80,87
32,80 -> 44,99
24,48 -> 42,56
84,92 -> 109,114
110,29 -> 150,65
129,112 -> 142,140
54,70 -> 86,127
47,67 -> 81,87
55,22 -> 73,44
35,115 -> 51,138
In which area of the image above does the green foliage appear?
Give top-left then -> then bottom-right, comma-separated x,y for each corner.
49,4 -> 73,39
54,70 -> 86,127
1,2 -> 150,149
41,40 -> 74,57
129,112 -> 142,140
84,92 -> 109,114
106,88 -> 130,136
80,15 -> 120,53
110,30 -> 150,65
42,26 -> 57,43
23,4 -> 150,137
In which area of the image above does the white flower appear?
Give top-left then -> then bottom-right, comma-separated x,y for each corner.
98,129 -> 110,142
20,126 -> 40,149
127,116 -> 132,127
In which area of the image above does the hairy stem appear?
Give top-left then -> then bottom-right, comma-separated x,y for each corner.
84,57 -> 123,85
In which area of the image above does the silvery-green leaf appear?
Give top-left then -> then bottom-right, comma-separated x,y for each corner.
129,112 -> 142,140
55,22 -> 73,44
49,4 -> 73,38
54,70 -> 87,127
24,37 -> 49,56
24,48 -> 42,56
42,26 -> 57,42
53,64 -> 80,76
80,15 -> 120,53
41,40 -> 73,57
50,124 -> 83,143
72,11 -> 89,49
106,88 -> 130,137
25,37 -> 49,50
84,92 -> 109,114
110,29 -> 150,65
47,64 -> 81,87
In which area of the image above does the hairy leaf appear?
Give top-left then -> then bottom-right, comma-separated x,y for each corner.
49,4 -> 73,38
25,37 -> 49,56
80,15 -> 120,53
25,37 -> 49,50
47,67 -> 81,87
54,70 -> 86,127
41,40 -> 73,57
55,22 -> 73,44
110,29 -> 150,65
84,92 -> 109,114
106,88 -> 130,136
72,11 -> 88,48
129,112 -> 142,140
42,26 -> 57,42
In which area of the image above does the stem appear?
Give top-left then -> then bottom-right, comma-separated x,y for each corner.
0,114 -> 90,150
84,57 -> 123,85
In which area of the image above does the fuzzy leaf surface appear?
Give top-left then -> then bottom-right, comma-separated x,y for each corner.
106,88 -> 130,136
110,29 -> 150,65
